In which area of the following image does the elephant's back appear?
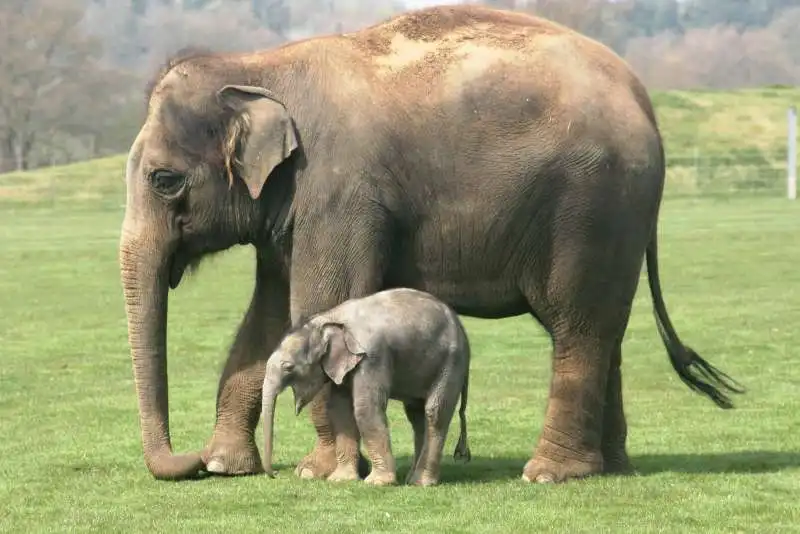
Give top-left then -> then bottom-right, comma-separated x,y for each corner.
341,4 -> 639,103
348,4 -> 575,51
332,4 -> 658,162
329,289 -> 459,338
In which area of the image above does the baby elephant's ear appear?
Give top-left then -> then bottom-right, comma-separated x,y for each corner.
320,323 -> 366,385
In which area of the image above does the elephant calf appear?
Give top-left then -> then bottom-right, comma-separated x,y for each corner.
261,288 -> 472,486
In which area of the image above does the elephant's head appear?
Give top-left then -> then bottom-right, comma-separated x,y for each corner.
119,56 -> 299,480
261,321 -> 367,475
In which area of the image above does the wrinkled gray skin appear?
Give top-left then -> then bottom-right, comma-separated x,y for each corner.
119,4 -> 744,483
262,288 -> 471,486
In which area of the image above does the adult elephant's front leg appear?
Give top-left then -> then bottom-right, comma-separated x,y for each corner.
293,343 -> 371,480
203,251 -> 290,475
293,385 -> 370,480
293,385 -> 341,479
289,215 -> 389,480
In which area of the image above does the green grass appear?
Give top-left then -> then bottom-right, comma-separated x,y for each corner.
1,86 -> 800,532
2,194 -> 799,533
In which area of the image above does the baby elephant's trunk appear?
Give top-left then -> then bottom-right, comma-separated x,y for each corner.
453,364 -> 471,462
261,358 -> 283,477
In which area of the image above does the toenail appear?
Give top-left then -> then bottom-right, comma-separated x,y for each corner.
300,468 -> 314,479
206,460 -> 224,473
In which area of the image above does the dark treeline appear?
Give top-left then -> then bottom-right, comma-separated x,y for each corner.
2,0 -> 798,172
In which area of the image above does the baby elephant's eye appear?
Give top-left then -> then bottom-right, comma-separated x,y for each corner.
280,361 -> 295,372
150,169 -> 186,196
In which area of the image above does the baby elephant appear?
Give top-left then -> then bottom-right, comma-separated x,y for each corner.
261,288 -> 471,486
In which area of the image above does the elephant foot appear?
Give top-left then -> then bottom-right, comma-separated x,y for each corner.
294,443 -> 370,480
364,470 -> 397,486
521,453 -> 602,484
203,435 -> 264,476
327,465 -> 361,483
406,471 -> 439,487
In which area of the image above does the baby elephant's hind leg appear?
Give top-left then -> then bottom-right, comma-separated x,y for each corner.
403,400 -> 426,484
408,372 -> 461,487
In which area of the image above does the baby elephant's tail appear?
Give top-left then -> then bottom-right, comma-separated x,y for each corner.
453,362 -> 471,463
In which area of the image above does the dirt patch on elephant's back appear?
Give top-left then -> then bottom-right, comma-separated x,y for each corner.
387,5 -> 562,42
350,33 -> 392,56
353,4 -> 565,58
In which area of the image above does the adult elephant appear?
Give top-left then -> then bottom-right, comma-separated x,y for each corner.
119,4 -> 743,482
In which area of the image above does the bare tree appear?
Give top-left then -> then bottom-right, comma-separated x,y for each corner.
0,0 -> 123,171
282,0 -> 404,40
518,0 -> 632,51
4,0 -> 799,172
625,22 -> 800,90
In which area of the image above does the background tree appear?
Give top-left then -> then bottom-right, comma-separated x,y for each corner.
1,0 -> 799,173
0,0 -> 124,171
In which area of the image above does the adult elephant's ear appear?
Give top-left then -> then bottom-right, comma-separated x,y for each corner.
217,84 -> 298,199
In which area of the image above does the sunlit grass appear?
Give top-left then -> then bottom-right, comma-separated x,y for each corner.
1,193 -> 799,532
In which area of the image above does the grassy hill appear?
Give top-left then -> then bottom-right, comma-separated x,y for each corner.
1,86 -> 797,206
652,86 -> 797,196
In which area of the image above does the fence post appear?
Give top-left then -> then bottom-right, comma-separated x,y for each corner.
789,106 -> 797,200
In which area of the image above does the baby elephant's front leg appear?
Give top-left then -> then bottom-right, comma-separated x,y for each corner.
353,387 -> 396,486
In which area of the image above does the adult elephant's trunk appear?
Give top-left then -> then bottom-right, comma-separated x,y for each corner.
261,358 -> 284,476
119,231 -> 204,480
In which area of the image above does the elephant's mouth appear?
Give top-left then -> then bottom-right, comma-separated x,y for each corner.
168,249 -> 207,290
168,253 -> 187,289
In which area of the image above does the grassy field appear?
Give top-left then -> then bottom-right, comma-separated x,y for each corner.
1,86 -> 800,532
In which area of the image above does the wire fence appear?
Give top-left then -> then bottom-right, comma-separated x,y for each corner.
663,151 -> 794,198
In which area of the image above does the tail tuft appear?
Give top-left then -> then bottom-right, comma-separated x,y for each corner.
657,316 -> 746,409
453,439 -> 471,463
647,230 -> 745,408
453,326 -> 471,463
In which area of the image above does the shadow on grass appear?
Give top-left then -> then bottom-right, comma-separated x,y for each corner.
631,450 -> 800,475
419,456 -> 526,484
414,450 -> 800,484
431,450 -> 800,483
264,457 -> 527,484
90,450 -> 797,484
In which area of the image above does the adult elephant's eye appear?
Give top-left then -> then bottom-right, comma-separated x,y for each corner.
150,170 -> 186,196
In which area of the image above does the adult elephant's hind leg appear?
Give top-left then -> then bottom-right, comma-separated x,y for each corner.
522,330 -> 611,483
601,343 -> 635,475
521,218 -> 642,484
204,252 -> 290,476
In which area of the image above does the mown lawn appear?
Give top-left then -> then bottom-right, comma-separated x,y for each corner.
1,188 -> 799,532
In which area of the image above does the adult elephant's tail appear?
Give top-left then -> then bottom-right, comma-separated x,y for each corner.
645,231 -> 746,409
